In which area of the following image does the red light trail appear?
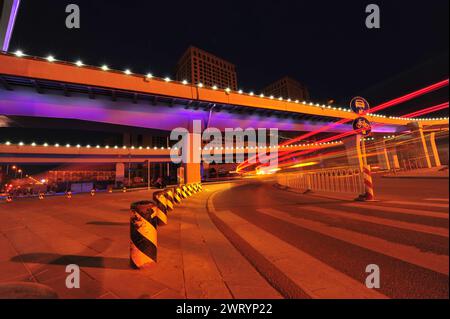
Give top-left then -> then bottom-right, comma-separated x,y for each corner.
237,79 -> 449,173
400,102 -> 449,119
274,101 -> 449,167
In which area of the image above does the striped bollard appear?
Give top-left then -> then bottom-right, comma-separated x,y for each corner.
6,195 -> 13,203
66,191 -> 72,199
167,189 -> 181,205
177,186 -> 187,199
153,191 -> 173,224
182,185 -> 192,197
130,201 -> 158,268
363,165 -> 375,201
123,187 -> 127,193
90,189 -> 96,197
38,192 -> 45,200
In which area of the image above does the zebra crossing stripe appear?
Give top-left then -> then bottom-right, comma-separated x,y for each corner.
257,208 -> 449,275
303,206 -> 449,238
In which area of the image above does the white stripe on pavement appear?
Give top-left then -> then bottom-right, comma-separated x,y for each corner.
257,208 -> 449,275
302,206 -> 449,238
210,210 -> 388,299
341,203 -> 448,219
386,201 -> 449,209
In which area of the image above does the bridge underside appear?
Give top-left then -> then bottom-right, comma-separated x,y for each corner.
0,77 -> 400,134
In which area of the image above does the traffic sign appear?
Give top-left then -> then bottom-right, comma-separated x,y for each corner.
350,97 -> 370,114
353,117 -> 372,136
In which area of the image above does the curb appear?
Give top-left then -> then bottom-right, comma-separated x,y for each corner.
382,175 -> 449,180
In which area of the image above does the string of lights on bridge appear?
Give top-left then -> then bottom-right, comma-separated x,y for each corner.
2,140 -> 345,151
11,50 -> 449,123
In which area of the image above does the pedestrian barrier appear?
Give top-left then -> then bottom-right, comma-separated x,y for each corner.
277,166 -> 367,199
130,201 -> 159,268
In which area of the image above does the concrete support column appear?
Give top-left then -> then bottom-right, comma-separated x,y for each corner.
408,122 -> 432,169
417,125 -> 432,168
115,163 -> 125,185
183,132 -> 202,184
147,160 -> 151,190
389,146 -> 401,170
344,135 -> 364,170
375,140 -> 391,171
429,132 -> 441,167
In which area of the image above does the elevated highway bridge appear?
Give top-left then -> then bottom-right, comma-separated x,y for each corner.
1,53 -> 446,134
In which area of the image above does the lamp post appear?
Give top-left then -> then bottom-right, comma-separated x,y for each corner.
0,0 -> 21,52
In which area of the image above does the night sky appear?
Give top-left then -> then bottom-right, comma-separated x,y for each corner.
9,0 -> 449,114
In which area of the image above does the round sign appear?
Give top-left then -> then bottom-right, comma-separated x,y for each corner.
350,97 -> 370,114
353,117 -> 372,136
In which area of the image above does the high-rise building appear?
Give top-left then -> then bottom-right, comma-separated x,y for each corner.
262,76 -> 310,101
174,46 -> 238,90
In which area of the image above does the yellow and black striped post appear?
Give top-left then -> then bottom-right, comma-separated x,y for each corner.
177,186 -> 187,199
187,184 -> 195,194
182,185 -> 192,197
130,201 -> 158,268
166,189 -> 181,205
153,191 -> 173,223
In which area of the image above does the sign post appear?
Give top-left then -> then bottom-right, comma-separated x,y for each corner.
350,97 -> 376,201
350,97 -> 372,167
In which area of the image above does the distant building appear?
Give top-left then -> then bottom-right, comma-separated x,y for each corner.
262,76 -> 310,101
174,46 -> 238,90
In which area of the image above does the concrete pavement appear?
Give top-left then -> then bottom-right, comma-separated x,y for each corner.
0,185 -> 280,299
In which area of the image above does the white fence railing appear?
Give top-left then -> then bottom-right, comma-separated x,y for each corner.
277,166 -> 365,195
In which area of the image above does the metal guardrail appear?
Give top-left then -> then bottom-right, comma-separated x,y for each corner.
277,166 -> 365,195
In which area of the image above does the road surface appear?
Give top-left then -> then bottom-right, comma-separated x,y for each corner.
210,177 -> 449,298
0,178 -> 448,299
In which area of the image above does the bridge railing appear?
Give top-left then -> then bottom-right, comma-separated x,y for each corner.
277,166 -> 365,196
